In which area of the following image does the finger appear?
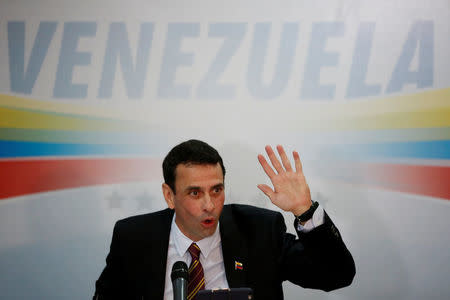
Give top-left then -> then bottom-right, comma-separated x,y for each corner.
293,150 -> 303,173
257,184 -> 275,200
265,145 -> 284,173
258,154 -> 277,179
276,145 -> 293,172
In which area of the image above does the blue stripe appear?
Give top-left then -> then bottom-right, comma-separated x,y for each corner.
0,140 -> 158,158
1,140 -> 449,159
329,140 -> 450,160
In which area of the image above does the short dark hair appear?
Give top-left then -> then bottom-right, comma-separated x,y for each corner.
162,139 -> 226,193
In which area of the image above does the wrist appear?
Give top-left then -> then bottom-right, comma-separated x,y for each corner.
291,201 -> 313,216
293,201 -> 318,223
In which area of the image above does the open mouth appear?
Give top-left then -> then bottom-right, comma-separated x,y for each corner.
201,218 -> 214,226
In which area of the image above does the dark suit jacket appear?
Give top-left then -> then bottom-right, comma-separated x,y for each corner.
94,204 -> 355,300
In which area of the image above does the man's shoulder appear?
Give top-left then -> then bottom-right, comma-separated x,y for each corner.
220,204 -> 286,239
223,203 -> 282,221
114,208 -> 174,234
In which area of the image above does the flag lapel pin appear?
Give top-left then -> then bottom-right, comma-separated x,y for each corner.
234,261 -> 243,270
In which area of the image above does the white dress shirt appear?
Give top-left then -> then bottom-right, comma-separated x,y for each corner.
163,205 -> 324,300
163,214 -> 229,300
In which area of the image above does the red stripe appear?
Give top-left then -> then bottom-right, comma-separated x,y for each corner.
1,159 -> 448,200
0,158 -> 161,199
364,163 -> 450,200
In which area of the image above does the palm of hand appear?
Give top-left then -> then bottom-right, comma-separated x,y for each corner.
257,145 -> 312,216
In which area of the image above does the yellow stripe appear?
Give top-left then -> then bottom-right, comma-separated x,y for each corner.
0,107 -> 141,131
0,94 -> 128,119
325,108 -> 450,130
189,260 -> 199,272
3,104 -> 442,132
0,94 -> 158,126
1,88 -> 449,131
187,278 -> 205,300
2,88 -> 448,116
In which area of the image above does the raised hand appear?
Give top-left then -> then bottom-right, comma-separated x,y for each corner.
257,145 -> 312,216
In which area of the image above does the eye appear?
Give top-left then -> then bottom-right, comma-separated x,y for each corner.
190,190 -> 199,196
213,186 -> 223,193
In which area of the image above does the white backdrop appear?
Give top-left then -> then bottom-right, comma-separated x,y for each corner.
0,1 -> 449,299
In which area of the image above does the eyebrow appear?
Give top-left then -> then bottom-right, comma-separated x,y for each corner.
184,183 -> 224,192
185,186 -> 201,192
212,183 -> 224,190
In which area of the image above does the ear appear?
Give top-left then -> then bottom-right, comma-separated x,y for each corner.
162,183 -> 175,209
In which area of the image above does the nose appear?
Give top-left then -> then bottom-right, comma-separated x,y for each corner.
203,194 -> 215,212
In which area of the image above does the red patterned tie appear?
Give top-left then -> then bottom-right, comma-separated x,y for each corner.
187,243 -> 205,300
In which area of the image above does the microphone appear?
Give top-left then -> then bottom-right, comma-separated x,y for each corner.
171,261 -> 189,300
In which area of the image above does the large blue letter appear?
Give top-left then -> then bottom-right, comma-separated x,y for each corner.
196,23 -> 246,100
98,22 -> 154,99
386,21 -> 433,93
346,22 -> 381,98
247,23 -> 298,99
53,22 -> 96,98
301,22 -> 344,100
8,21 -> 57,94
158,23 -> 199,99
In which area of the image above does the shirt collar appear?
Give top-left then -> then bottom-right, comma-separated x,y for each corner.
171,213 -> 221,259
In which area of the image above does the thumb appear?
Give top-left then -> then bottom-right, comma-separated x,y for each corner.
257,184 -> 274,200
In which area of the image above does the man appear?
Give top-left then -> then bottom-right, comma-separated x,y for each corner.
94,140 -> 355,300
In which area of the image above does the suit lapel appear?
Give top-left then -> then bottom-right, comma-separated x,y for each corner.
220,205 -> 248,288
141,208 -> 174,299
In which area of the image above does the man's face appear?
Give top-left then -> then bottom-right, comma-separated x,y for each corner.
162,163 -> 225,242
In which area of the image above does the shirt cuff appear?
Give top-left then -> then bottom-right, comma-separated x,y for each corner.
296,205 -> 324,233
